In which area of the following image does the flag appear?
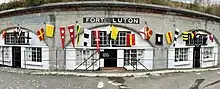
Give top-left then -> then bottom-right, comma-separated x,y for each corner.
93,29 -> 100,52
68,24 -> 75,47
60,26 -> 65,49
126,34 -> 135,46
46,24 -> 55,37
209,34 -> 214,42
2,30 -> 6,39
166,32 -> 173,45
190,32 -> 194,39
173,28 -> 180,47
83,28 -> 90,50
155,34 -> 163,45
182,31 -> 189,41
146,26 -> 153,40
139,26 -> 146,39
111,25 -> 119,40
76,24 -> 81,45
192,31 -> 197,39
14,26 -> 22,38
36,28 -> 44,41
106,25 -> 111,34
139,26 -> 153,40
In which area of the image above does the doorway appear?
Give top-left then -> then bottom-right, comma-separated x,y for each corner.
12,46 -> 21,68
193,45 -> 201,68
103,49 -> 117,67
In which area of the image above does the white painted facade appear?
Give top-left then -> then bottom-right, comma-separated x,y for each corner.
65,25 -> 154,70
0,28 -> 49,69
168,30 -> 218,68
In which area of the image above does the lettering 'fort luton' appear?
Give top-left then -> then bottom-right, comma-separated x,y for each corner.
83,17 -> 140,24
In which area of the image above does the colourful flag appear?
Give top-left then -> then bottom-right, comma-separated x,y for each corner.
139,26 -> 153,40
60,26 -> 65,49
182,31 -> 189,41
83,28 -> 89,50
2,30 -> 6,39
46,24 -> 54,37
126,34 -> 135,46
111,25 -> 119,40
166,31 -> 173,45
68,24 -> 75,47
146,26 -> 153,40
14,26 -> 22,38
36,28 -> 44,41
156,34 -> 163,45
93,29 -> 100,52
192,31 -> 196,38
190,32 -> 194,39
209,34 -> 214,42
76,24 -> 81,45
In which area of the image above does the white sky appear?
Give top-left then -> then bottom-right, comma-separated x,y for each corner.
0,0 -> 10,4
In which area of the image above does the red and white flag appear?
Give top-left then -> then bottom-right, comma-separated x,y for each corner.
139,25 -> 153,40
93,29 -> 100,52
126,34 -> 135,46
68,24 -> 75,47
60,26 -> 65,49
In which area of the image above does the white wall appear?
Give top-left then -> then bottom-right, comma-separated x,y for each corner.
21,47 -> 49,69
169,30 -> 218,68
168,47 -> 193,68
65,48 -> 76,70
0,29 -> 49,69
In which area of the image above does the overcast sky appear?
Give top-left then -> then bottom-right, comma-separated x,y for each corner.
0,0 -> 10,4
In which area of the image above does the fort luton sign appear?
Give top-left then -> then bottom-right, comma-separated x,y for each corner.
83,17 -> 140,24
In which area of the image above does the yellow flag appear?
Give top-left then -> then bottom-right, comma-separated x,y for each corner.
76,24 -> 81,45
182,32 -> 189,41
166,32 -> 173,45
46,24 -> 54,37
111,25 -> 119,40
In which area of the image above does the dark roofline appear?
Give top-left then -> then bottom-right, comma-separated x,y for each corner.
0,1 -> 220,21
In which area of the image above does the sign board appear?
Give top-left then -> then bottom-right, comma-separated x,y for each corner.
100,51 -> 111,58
83,17 -> 140,24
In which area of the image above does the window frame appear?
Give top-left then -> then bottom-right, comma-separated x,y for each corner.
5,32 -> 30,45
203,47 -> 213,59
174,48 -> 189,62
186,34 -> 207,46
124,49 -> 144,66
26,47 -> 42,62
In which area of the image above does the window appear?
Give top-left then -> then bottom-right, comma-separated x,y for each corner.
124,49 -> 144,66
26,47 -> 42,62
5,32 -> 30,45
91,31 -> 108,47
111,31 -> 130,47
186,34 -> 207,46
0,47 -> 10,62
203,47 -> 213,59
91,31 -> 131,47
175,48 -> 188,62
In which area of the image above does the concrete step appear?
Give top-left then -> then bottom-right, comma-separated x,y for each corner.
100,67 -> 126,72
